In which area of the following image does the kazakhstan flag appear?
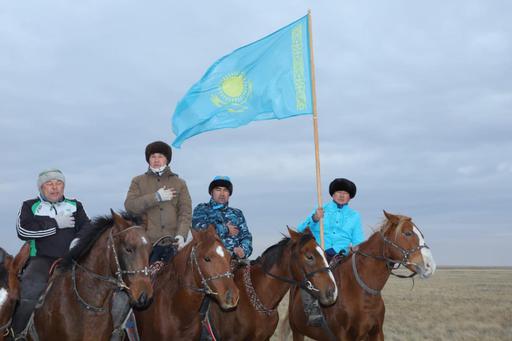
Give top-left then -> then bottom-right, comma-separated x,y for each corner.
172,15 -> 313,148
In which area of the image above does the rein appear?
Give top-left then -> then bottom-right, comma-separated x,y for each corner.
0,317 -> 12,336
183,245 -> 234,296
261,264 -> 331,294
243,264 -> 276,316
72,225 -> 150,313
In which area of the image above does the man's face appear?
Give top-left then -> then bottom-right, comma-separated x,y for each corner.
41,180 -> 65,203
332,190 -> 351,205
149,153 -> 168,168
211,187 -> 230,204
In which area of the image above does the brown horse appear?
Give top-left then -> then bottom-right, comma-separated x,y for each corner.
0,244 -> 30,340
136,225 -> 240,340
207,227 -> 338,340
27,211 -> 153,340
287,211 -> 436,341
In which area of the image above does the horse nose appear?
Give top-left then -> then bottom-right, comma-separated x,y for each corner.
226,288 -> 233,305
137,291 -> 148,307
224,288 -> 239,308
326,286 -> 337,302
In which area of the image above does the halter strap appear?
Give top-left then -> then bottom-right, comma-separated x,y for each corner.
183,246 -> 234,296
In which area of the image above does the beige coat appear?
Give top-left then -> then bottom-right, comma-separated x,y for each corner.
124,167 -> 192,243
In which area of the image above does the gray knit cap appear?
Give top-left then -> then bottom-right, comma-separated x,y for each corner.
37,168 -> 65,189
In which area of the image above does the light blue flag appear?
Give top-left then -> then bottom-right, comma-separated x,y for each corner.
172,15 -> 313,148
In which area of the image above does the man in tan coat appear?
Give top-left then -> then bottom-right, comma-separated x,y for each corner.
125,141 -> 192,263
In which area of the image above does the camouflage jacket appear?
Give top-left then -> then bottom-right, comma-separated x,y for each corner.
192,199 -> 252,258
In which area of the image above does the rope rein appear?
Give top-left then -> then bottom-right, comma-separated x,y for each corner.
243,264 -> 275,316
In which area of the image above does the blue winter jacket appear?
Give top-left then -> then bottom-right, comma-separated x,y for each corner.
192,199 -> 253,258
298,200 -> 364,254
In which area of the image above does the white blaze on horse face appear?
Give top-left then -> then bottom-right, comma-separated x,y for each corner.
0,287 -> 7,309
413,225 -> 436,277
216,245 -> 225,258
315,246 -> 337,292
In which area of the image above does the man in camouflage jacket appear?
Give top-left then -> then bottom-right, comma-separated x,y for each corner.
192,176 -> 252,259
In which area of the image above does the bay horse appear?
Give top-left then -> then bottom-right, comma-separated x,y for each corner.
287,211 -> 436,341
136,225 -> 240,340
27,211 -> 153,340
0,244 -> 30,340
207,227 -> 338,340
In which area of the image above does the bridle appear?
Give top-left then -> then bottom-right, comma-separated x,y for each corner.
352,222 -> 431,295
186,245 -> 234,296
260,240 -> 333,296
72,225 -> 150,312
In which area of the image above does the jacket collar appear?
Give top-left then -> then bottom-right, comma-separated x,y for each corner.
209,198 -> 228,210
330,200 -> 347,210
145,166 -> 176,177
38,194 -> 65,204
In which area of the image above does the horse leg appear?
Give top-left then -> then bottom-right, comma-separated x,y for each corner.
292,331 -> 305,341
368,326 -> 384,341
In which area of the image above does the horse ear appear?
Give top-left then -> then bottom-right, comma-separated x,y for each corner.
383,210 -> 399,224
303,227 -> 313,236
111,209 -> 130,229
287,226 -> 301,241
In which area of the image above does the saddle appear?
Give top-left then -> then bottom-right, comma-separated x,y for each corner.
149,236 -> 179,283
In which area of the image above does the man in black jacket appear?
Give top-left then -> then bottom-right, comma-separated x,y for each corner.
11,168 -> 90,337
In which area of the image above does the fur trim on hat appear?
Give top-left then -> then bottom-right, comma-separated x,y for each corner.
37,169 -> 65,189
208,176 -> 233,196
145,141 -> 172,164
329,178 -> 356,198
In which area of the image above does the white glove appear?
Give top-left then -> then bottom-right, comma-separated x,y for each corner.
173,235 -> 186,250
69,237 -> 80,250
155,186 -> 176,202
55,212 -> 75,229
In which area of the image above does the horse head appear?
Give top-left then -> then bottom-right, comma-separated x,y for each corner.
188,225 -> 239,310
381,211 -> 436,278
109,211 -> 153,309
287,227 -> 338,306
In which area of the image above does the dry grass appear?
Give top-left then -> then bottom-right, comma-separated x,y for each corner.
272,268 -> 512,340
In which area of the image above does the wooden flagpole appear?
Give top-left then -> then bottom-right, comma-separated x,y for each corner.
307,10 -> 325,249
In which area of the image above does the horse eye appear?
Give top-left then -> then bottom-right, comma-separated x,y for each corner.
404,231 -> 413,237
204,256 -> 211,262
305,254 -> 314,261
125,247 -> 133,253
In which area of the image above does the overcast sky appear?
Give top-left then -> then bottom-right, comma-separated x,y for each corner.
1,1 -> 510,266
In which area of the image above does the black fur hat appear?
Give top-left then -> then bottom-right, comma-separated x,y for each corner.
329,178 -> 357,198
208,176 -> 233,196
145,141 -> 172,164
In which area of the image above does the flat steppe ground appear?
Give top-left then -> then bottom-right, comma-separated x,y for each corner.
273,268 -> 512,340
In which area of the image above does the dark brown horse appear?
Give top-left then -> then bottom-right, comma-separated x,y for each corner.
207,227 -> 338,340
136,225 -> 240,340
287,211 -> 436,341
28,211 -> 153,340
0,244 -> 30,340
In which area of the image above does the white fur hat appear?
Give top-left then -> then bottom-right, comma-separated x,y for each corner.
37,168 -> 65,189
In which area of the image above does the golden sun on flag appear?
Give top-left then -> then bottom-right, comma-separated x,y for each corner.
210,72 -> 252,111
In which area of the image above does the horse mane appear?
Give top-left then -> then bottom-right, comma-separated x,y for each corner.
254,233 -> 315,272
59,211 -> 142,270
372,214 -> 411,239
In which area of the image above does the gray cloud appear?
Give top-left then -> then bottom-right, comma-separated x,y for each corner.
1,1 -> 511,266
